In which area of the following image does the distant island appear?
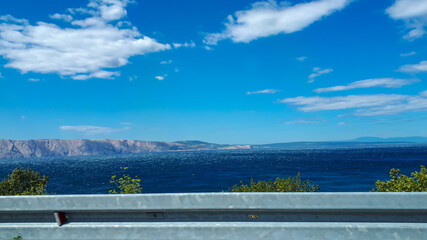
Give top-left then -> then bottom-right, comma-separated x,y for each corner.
1,137 -> 427,159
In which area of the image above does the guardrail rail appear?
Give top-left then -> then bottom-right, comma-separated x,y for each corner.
1,193 -> 427,239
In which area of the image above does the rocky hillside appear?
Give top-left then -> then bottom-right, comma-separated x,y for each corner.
0,139 -> 250,159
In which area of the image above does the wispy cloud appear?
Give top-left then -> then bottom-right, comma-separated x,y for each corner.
173,41 -> 196,48
279,92 -> 427,116
128,75 -> 138,81
247,89 -> 281,95
60,125 -> 130,135
160,60 -> 172,64
28,78 -> 40,82
314,78 -> 418,93
204,0 -> 351,45
72,70 -> 120,80
400,51 -> 416,57
386,0 -> 427,40
279,94 -> 406,112
399,61 -> 427,72
296,56 -> 307,61
308,67 -> 333,83
354,95 -> 427,116
155,76 -> 165,80
0,0 -> 171,80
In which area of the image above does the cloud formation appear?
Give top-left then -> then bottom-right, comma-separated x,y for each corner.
155,76 -> 165,80
204,0 -> 350,45
296,56 -> 307,61
314,78 -> 418,93
60,125 -> 130,135
400,51 -> 416,57
308,67 -> 333,83
386,0 -> 427,40
0,0 -> 170,80
279,92 -> 427,116
399,61 -> 427,72
247,89 -> 281,95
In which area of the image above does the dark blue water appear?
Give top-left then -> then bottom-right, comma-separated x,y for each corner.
1,147 -> 426,194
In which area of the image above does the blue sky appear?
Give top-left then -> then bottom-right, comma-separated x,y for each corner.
0,0 -> 426,144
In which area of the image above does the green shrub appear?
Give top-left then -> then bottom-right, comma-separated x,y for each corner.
109,167 -> 142,194
0,168 -> 48,195
372,165 -> 427,192
228,173 -> 319,192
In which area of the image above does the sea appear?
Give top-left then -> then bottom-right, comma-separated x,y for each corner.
1,146 -> 427,194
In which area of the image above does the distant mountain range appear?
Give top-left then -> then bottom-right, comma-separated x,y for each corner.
1,137 -> 426,159
0,139 -> 250,159
256,136 -> 427,149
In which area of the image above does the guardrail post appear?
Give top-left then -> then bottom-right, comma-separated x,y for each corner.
54,212 -> 67,226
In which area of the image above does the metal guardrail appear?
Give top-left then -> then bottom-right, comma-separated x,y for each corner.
1,193 -> 427,239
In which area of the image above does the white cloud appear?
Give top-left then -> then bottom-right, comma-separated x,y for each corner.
128,75 -> 137,81
60,125 -> 130,135
279,94 -> 407,111
386,0 -> 427,40
72,70 -> 120,80
296,56 -> 307,61
50,13 -> 73,22
247,89 -> 281,95
28,78 -> 40,82
314,78 -> 418,93
0,0 -> 170,80
160,60 -> 172,64
204,0 -> 350,45
400,51 -> 416,57
308,67 -> 333,83
0,15 -> 28,24
0,73 -> 3,78
173,41 -> 196,48
354,96 -> 427,116
279,92 -> 427,116
155,76 -> 165,80
399,61 -> 427,72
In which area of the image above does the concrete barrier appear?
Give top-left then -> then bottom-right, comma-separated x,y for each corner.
1,193 -> 427,239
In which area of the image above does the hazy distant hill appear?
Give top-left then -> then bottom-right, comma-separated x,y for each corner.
254,136 -> 427,149
351,136 -> 427,143
0,139 -> 249,159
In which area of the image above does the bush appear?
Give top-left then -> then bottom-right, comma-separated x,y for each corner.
109,167 -> 142,194
0,167 -> 49,195
228,173 -> 319,192
372,165 -> 427,192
